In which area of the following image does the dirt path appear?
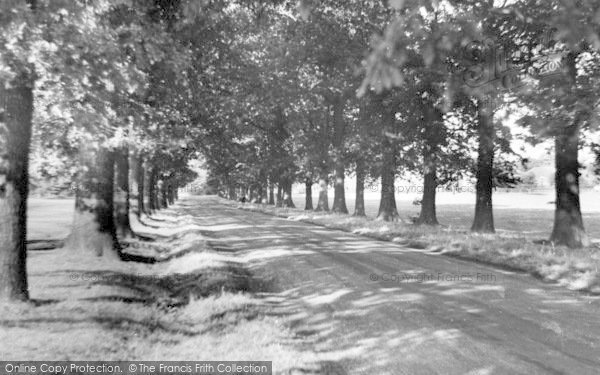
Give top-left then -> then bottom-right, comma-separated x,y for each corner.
192,196 -> 600,375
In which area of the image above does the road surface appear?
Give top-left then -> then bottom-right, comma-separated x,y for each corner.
187,196 -> 600,375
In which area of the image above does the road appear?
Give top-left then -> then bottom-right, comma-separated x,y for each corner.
187,196 -> 600,375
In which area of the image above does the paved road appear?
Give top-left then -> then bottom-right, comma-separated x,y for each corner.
187,196 -> 600,375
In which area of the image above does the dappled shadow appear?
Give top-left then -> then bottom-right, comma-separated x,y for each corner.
189,196 -> 600,374
255,271 -> 600,373
17,198 -> 267,329
138,217 -> 161,228
0,314 -> 199,336
88,265 -> 257,306
20,195 -> 600,372
29,298 -> 60,306
25,262 -> 261,309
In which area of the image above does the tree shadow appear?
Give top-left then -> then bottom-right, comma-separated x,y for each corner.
198,199 -> 600,373
78,263 -> 260,308
26,239 -> 65,251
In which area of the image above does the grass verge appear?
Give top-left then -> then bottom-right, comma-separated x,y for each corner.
1,203 -> 318,374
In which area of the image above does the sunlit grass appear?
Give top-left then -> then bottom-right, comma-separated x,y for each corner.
2,201 -> 318,373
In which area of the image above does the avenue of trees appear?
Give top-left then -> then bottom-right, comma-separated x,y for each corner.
1,0 -> 600,302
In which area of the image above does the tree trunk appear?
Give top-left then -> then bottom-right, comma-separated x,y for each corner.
135,157 -> 145,217
114,147 -> 134,238
144,162 -> 153,213
377,108 -> 399,221
354,159 -> 366,217
417,153 -> 439,225
148,167 -> 157,212
249,186 -> 257,203
282,179 -> 295,208
276,184 -> 283,207
305,178 -> 313,210
227,184 -> 237,200
159,180 -> 168,209
167,182 -> 175,205
315,171 -> 329,212
332,163 -> 348,214
550,124 -> 588,248
377,158 -> 399,221
256,184 -> 264,204
153,179 -> 160,209
260,178 -> 268,203
331,96 -> 348,214
129,152 -> 138,215
0,80 -> 33,301
471,104 -> 495,233
66,148 -> 120,258
268,181 -> 275,205
550,52 -> 588,248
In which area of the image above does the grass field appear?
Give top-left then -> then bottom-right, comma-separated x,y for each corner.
292,188 -> 600,241
27,188 -> 600,243
27,198 -> 74,241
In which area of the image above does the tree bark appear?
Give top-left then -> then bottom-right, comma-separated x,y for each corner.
377,108 -> 399,221
153,178 -> 161,209
261,178 -> 268,203
167,182 -> 175,205
417,104 -> 442,225
148,167 -> 157,212
549,51 -> 588,248
550,124 -> 588,247
331,96 -> 348,214
268,181 -> 275,205
305,178 -> 313,210
315,170 -> 329,212
282,178 -> 295,208
135,156 -> 145,217
354,159 -> 366,217
129,152 -> 138,215
159,179 -> 168,209
227,183 -> 237,200
276,184 -> 283,207
332,163 -> 348,214
471,103 -> 495,233
66,148 -> 120,258
0,80 -> 33,301
256,184 -> 264,204
114,147 -> 133,238
417,165 -> 438,225
250,186 -> 259,203
377,156 -> 399,221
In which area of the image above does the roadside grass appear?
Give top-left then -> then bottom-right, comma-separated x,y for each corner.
229,200 -> 600,295
1,200 -> 317,374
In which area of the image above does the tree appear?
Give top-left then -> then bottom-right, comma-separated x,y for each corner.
0,73 -> 34,301
0,0 -> 116,299
375,93 -> 401,221
505,0 -> 600,247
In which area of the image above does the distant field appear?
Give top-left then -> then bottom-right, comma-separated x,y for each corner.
27,198 -> 74,241
27,188 -> 600,242
292,188 -> 600,241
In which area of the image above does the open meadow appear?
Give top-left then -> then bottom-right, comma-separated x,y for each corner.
291,188 -> 600,241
